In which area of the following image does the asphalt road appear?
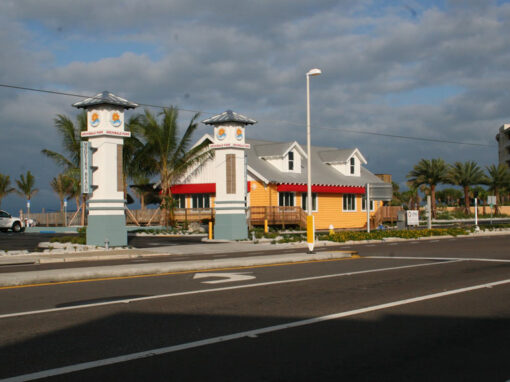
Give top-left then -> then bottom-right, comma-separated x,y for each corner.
0,236 -> 509,381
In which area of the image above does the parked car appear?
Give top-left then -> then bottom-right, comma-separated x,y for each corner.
0,210 -> 25,232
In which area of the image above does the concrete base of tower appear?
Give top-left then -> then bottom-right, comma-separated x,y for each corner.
87,214 -> 127,247
214,213 -> 248,240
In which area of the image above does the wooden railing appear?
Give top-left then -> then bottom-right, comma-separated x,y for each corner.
373,206 -> 403,226
31,206 -> 305,228
249,206 -> 307,229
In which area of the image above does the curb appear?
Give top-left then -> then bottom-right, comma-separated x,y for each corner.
0,251 -> 356,287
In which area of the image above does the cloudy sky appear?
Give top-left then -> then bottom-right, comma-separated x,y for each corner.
0,0 -> 507,213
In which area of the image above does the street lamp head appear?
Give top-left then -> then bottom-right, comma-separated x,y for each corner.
306,68 -> 322,77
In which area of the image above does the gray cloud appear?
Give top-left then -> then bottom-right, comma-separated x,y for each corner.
0,1 -> 506,212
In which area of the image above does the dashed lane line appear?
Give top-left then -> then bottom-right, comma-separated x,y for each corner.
0,260 -> 459,320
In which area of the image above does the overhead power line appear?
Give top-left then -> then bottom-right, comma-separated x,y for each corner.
0,82 -> 497,148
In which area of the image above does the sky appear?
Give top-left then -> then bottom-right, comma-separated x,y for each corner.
0,0 -> 508,213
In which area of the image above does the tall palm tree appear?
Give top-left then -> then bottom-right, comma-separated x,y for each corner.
485,164 -> 510,214
401,182 -> 421,210
138,106 -> 212,225
0,173 -> 15,209
407,158 -> 448,218
50,174 -> 74,226
42,112 -> 87,224
15,171 -> 38,217
447,161 -> 486,213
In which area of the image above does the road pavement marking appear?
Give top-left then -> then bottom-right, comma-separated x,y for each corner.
5,277 -> 509,382
0,260 -> 458,319
367,256 -> 510,263
193,272 -> 255,284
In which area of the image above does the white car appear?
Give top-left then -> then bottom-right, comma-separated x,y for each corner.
0,210 -> 25,232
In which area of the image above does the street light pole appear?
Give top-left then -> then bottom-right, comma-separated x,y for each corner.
306,68 -> 321,253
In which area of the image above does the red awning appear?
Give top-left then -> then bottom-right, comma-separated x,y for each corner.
171,183 -> 216,194
170,182 -> 252,194
277,184 -> 365,194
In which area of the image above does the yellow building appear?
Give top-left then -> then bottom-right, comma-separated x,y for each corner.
172,131 -> 392,230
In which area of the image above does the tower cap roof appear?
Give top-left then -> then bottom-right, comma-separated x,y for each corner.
72,91 -> 138,109
202,110 -> 257,125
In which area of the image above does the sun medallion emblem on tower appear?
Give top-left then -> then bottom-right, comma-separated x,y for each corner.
217,127 -> 226,140
90,112 -> 100,127
110,111 -> 122,128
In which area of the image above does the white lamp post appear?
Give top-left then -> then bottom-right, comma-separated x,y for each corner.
306,68 -> 321,253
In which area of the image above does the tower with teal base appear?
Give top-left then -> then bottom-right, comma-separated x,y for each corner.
202,110 -> 256,240
74,91 -> 138,247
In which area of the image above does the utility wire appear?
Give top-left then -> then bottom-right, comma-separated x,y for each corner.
0,82 -> 497,148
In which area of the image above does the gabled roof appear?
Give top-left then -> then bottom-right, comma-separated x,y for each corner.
319,148 -> 367,165
202,110 -> 257,125
72,91 -> 138,109
254,141 -> 306,159
246,139 -> 384,187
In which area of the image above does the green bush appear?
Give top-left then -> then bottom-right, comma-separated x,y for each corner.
327,227 -> 469,243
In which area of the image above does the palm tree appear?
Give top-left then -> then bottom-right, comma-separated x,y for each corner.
407,158 -> 448,218
138,106 -> 212,225
447,161 -> 486,214
485,164 -> 510,214
15,171 -> 38,217
42,112 -> 87,224
50,174 -> 74,226
401,182 -> 421,210
0,173 -> 15,209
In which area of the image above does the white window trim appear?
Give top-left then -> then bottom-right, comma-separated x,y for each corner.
301,192 -> 318,212
278,191 -> 296,207
342,194 -> 357,212
192,194 -> 211,209
361,197 -> 375,212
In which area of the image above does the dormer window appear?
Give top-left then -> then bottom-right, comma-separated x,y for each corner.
288,151 -> 294,171
350,157 -> 355,174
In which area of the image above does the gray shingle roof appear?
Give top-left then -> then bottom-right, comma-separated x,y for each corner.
202,110 -> 257,125
247,139 -> 386,187
72,91 -> 138,109
318,149 -> 355,163
254,141 -> 294,158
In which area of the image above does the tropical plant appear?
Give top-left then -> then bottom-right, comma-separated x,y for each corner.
485,164 -> 510,214
447,161 -> 487,213
137,106 -> 212,225
50,174 -> 74,226
407,158 -> 448,218
435,188 -> 463,207
0,173 -> 14,209
390,181 -> 402,206
15,171 -> 38,217
131,175 -> 152,210
42,112 -> 87,224
401,182 -> 421,210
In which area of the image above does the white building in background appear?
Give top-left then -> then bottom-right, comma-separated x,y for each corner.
496,124 -> 510,168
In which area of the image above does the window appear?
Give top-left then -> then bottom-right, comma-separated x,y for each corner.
175,195 -> 186,208
192,194 -> 210,208
361,197 -> 374,211
301,193 -> 317,212
279,192 -> 295,207
343,194 -> 356,211
350,157 -> 355,175
226,154 -> 236,194
288,151 -> 294,171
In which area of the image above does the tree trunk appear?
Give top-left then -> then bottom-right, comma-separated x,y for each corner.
464,186 -> 470,214
495,189 -> 500,215
431,185 -> 437,219
81,194 -> 86,226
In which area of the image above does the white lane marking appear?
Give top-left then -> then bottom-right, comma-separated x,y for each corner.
193,272 -> 255,284
368,256 -> 510,263
0,261 -> 458,320
6,277 -> 509,382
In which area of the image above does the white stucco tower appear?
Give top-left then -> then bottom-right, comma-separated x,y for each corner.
202,110 -> 257,240
74,91 -> 138,247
